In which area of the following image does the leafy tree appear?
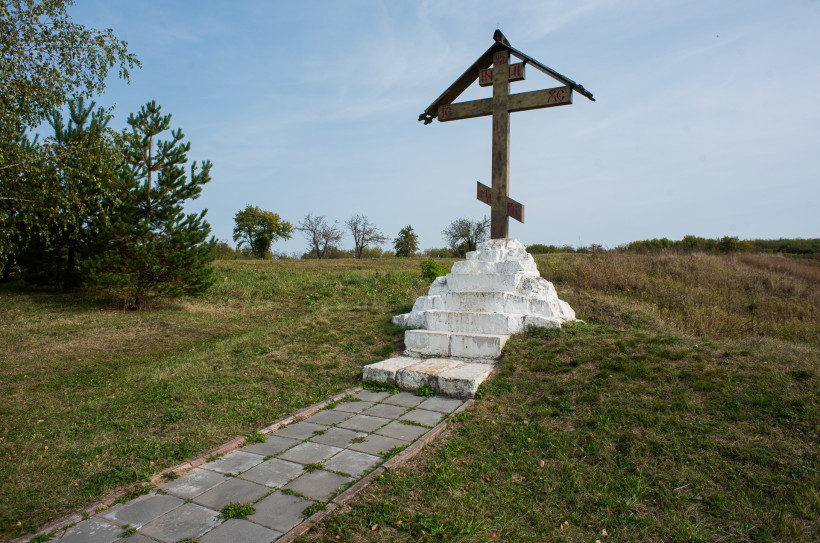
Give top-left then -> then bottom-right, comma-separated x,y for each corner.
394,225 -> 419,257
213,240 -> 237,260
0,128 -> 43,278
92,101 -> 214,309
16,97 -> 122,290
346,213 -> 387,259
1,0 -> 139,275
442,216 -> 489,256
297,213 -> 342,260
233,205 -> 293,259
0,0 -> 140,127
718,236 -> 752,253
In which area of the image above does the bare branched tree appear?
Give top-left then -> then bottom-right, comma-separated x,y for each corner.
346,214 -> 388,259
442,217 -> 490,256
297,213 -> 343,259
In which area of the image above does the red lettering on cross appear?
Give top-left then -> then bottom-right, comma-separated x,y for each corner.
548,88 -> 566,103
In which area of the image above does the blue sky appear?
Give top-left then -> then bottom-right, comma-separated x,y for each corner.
67,0 -> 819,254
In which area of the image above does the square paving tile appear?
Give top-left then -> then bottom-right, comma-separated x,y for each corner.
361,403 -> 408,419
323,449 -> 382,477
418,396 -> 464,413
337,414 -> 390,432
334,400 -> 374,413
249,491 -> 314,533
346,434 -> 408,456
381,392 -> 425,407
159,468 -> 226,500
200,450 -> 265,475
56,518 -> 121,543
274,421 -> 326,440
239,457 -> 304,488
277,441 -> 342,465
303,409 -> 352,426
284,470 -> 353,501
354,390 -> 391,402
199,518 -> 282,543
193,477 -> 270,510
139,503 -> 220,543
310,427 -> 365,448
240,435 -> 300,456
376,420 -> 429,441
119,535 -> 153,543
100,492 -> 183,528
399,408 -> 445,427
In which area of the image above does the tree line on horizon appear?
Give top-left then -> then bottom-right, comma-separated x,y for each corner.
220,207 -> 820,261
220,211 -> 495,261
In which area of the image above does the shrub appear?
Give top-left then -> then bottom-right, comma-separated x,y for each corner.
420,258 -> 449,282
526,243 -> 562,254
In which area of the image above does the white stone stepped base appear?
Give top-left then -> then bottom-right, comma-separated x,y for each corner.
363,239 -> 576,398
405,329 -> 509,359
363,356 -> 494,398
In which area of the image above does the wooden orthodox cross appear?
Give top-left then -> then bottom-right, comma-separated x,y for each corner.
420,30 -> 595,239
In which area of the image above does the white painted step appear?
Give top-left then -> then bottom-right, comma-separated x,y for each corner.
438,291 -> 551,315
445,273 -> 521,293
404,329 -> 509,359
362,356 -> 495,398
423,310 -> 525,335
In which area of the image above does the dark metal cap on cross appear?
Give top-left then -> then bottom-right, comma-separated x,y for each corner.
420,30 -> 594,239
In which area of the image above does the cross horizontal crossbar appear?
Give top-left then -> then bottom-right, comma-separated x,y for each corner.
438,86 -> 572,122
418,32 -> 593,124
477,182 -> 524,223
478,62 -> 525,87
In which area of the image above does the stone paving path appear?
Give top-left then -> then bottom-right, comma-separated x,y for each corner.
45,390 -> 468,543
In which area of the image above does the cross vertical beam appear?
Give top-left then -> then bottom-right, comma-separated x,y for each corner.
490,50 -> 510,239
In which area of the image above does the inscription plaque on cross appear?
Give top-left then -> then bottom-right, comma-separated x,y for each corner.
420,30 -> 594,239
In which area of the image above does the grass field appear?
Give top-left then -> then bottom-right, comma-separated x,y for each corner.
0,258 -> 436,541
1,252 -> 818,542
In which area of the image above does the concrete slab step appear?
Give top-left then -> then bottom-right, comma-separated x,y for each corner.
445,272 -> 521,292
404,329 -> 509,359
362,356 -> 495,398
413,291 -> 538,314
422,310 -> 524,335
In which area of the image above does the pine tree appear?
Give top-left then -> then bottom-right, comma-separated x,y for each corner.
393,225 -> 419,257
18,97 -> 122,290
93,101 -> 215,309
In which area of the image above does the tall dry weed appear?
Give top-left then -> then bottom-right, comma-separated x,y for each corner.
538,252 -> 819,344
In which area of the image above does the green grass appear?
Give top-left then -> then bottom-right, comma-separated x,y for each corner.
2,252 -> 818,542
415,384 -> 436,397
219,502 -> 255,520
244,430 -> 267,445
303,502 -> 328,518
0,258 -> 430,541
